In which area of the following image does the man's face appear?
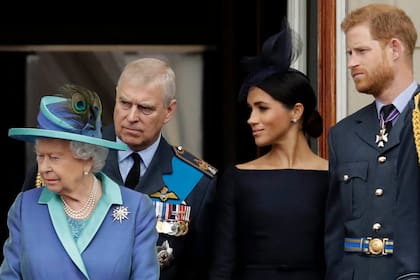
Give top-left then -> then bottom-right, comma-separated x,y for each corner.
345,23 -> 394,97
113,82 -> 176,151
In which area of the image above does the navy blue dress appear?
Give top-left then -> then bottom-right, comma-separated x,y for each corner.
210,165 -> 328,280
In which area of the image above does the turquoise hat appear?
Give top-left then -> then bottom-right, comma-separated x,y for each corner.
8,85 -> 127,151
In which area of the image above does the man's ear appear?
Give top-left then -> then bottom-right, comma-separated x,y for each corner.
389,38 -> 403,60
164,99 -> 177,124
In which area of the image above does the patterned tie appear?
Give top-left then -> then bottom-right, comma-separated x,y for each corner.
125,153 -> 141,189
380,104 -> 399,133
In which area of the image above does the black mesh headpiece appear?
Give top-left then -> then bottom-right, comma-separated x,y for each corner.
238,18 -> 302,102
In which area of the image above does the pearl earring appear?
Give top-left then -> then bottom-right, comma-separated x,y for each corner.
292,118 -> 298,123
84,171 -> 89,175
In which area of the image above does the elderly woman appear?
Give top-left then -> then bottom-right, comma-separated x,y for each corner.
0,84 -> 160,279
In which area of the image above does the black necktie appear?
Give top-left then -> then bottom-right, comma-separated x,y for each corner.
380,104 -> 399,132
125,153 -> 141,189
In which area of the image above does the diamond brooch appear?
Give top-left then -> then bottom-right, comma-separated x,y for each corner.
112,205 -> 130,223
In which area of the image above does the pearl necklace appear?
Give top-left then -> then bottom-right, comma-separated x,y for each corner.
61,176 -> 99,220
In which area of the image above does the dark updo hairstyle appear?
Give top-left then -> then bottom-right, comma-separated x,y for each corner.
238,18 -> 323,138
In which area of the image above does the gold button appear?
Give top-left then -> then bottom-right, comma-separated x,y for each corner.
343,175 -> 349,182
378,156 -> 387,163
368,238 -> 384,255
375,189 -> 384,196
372,223 -> 382,231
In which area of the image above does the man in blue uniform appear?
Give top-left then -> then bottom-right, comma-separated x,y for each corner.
325,4 -> 420,280
23,57 -> 218,280
393,93 -> 420,279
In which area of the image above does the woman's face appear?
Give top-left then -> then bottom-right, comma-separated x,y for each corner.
35,138 -> 88,194
246,87 -> 295,147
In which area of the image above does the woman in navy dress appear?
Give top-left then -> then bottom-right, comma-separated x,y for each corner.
209,19 -> 328,280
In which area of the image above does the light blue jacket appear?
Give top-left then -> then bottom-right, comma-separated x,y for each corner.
0,172 -> 159,280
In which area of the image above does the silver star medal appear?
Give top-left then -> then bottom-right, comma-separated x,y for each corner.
157,240 -> 174,268
376,128 -> 388,148
112,206 -> 130,223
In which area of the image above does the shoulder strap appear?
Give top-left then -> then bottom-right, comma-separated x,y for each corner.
172,145 -> 217,177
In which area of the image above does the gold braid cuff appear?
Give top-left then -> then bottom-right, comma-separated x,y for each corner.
413,93 -> 420,165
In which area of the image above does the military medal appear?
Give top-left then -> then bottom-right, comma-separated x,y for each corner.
176,221 -> 189,236
376,113 -> 389,148
156,220 -> 164,232
376,104 -> 400,148
157,240 -> 174,268
376,128 -> 388,148
154,201 -> 191,236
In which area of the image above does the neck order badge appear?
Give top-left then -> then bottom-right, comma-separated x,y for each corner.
376,104 -> 399,148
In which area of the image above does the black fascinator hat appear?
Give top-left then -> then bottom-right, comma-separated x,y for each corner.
238,18 -> 303,102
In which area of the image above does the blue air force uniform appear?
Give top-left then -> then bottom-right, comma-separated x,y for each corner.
325,88 -> 420,280
101,125 -> 217,280
393,92 -> 420,280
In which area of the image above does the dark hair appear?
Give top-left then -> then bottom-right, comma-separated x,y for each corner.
257,69 -> 322,138
239,18 -> 323,138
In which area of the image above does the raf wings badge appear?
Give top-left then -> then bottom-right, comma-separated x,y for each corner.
150,186 -> 179,202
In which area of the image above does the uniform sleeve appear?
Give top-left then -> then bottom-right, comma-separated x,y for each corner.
131,194 -> 160,280
0,193 -> 23,279
393,103 -> 420,280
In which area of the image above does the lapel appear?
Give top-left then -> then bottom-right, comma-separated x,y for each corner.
136,137 -> 173,194
380,103 -> 408,153
38,174 -> 123,280
101,125 -> 176,195
102,125 -> 124,185
380,87 -> 420,153
76,173 -> 120,253
103,148 -> 124,184
353,88 -> 420,153
39,189 -> 90,280
354,102 -> 381,150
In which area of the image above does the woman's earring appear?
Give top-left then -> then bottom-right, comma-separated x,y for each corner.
291,118 -> 298,123
83,171 -> 89,175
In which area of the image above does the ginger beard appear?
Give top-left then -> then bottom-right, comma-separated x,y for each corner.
353,48 -> 394,96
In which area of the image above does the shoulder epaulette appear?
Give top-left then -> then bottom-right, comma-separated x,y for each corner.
412,93 -> 420,165
172,145 -> 217,178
